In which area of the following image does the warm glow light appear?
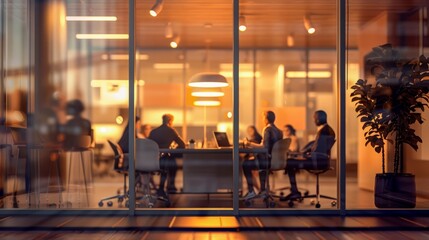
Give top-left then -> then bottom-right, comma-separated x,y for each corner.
219,71 -> 261,78
91,79 -> 144,87
307,27 -> 316,34
116,115 -> 124,125
150,0 -> 164,17
153,63 -> 189,70
101,54 -> 149,60
227,112 -> 233,119
189,82 -> 228,88
287,34 -> 294,47
189,73 -> 229,88
191,91 -> 224,97
76,34 -> 128,40
194,100 -> 221,106
170,35 -> 180,48
239,16 -> 247,32
66,16 -> 117,21
286,71 -> 332,78
304,16 -> 316,34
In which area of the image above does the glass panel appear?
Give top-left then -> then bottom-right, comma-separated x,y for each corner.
346,1 -> 429,209
0,0 -> 129,209
239,0 -> 338,209
134,2 -> 233,209
1,0 -> 30,208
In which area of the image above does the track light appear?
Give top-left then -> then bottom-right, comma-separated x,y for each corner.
239,15 -> 247,32
304,16 -> 315,34
149,0 -> 164,17
287,34 -> 294,47
170,35 -> 180,48
165,22 -> 173,38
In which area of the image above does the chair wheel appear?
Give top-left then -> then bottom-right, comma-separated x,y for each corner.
118,197 -> 124,203
288,201 -> 294,207
107,201 -> 113,207
310,199 -> 316,205
98,201 -> 104,207
304,191 -> 309,196
315,203 -> 321,208
280,192 -> 284,196
331,201 -> 337,207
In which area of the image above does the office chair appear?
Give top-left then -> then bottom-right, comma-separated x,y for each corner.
243,138 -> 291,208
98,140 -> 128,207
283,136 -> 337,208
135,138 -> 170,208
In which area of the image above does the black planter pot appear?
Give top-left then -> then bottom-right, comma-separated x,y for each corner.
374,173 -> 416,208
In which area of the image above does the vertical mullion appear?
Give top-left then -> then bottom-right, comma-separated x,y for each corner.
233,0 -> 240,215
128,0 -> 136,215
338,0 -> 347,215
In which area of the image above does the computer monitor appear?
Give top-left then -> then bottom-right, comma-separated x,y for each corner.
213,131 -> 232,148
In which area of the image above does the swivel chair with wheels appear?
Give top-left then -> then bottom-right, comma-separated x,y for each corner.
98,140 -> 128,207
282,136 -> 337,208
135,138 -> 170,208
243,138 -> 291,208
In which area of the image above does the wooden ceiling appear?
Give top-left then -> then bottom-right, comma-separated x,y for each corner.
64,0 -> 428,50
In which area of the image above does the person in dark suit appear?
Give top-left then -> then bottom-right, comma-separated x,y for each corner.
118,116 -> 143,154
149,114 -> 185,198
282,110 -> 336,200
242,111 -> 283,201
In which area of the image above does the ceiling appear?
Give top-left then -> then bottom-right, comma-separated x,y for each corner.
64,0 -> 428,50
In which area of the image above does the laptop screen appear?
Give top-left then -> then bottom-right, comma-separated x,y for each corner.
213,131 -> 232,148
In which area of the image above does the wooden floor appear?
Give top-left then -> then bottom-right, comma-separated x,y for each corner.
1,230 -> 429,240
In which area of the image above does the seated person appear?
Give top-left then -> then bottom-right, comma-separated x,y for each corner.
63,99 -> 92,149
149,114 -> 185,198
242,111 -> 283,200
283,124 -> 300,152
282,110 -> 336,201
244,125 -> 262,190
118,116 -> 144,155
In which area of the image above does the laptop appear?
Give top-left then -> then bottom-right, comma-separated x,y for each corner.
213,131 -> 233,148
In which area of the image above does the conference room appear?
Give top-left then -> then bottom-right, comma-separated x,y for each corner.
1,0 -> 429,215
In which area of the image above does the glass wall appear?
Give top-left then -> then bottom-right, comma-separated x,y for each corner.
2,0 -> 429,214
0,0 -> 129,209
134,2 -> 233,209
238,0 -> 338,209
346,1 -> 429,209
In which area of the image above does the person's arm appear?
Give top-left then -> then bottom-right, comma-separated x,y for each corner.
173,129 -> 186,148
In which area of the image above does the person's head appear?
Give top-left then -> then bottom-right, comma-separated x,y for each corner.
314,110 -> 327,126
283,124 -> 296,137
141,124 -> 152,138
66,99 -> 85,116
162,114 -> 174,127
263,110 -> 276,125
246,125 -> 259,138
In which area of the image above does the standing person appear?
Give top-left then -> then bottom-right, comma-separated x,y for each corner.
242,111 -> 283,200
149,114 -> 185,198
282,110 -> 336,200
283,124 -> 300,152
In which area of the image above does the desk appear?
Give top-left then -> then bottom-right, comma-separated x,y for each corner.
159,148 -> 266,194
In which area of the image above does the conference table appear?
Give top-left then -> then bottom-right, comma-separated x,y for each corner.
159,148 -> 267,194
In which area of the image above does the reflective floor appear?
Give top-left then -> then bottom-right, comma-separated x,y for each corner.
3,167 -> 429,209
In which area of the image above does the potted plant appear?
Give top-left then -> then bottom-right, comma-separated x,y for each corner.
350,43 -> 429,208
